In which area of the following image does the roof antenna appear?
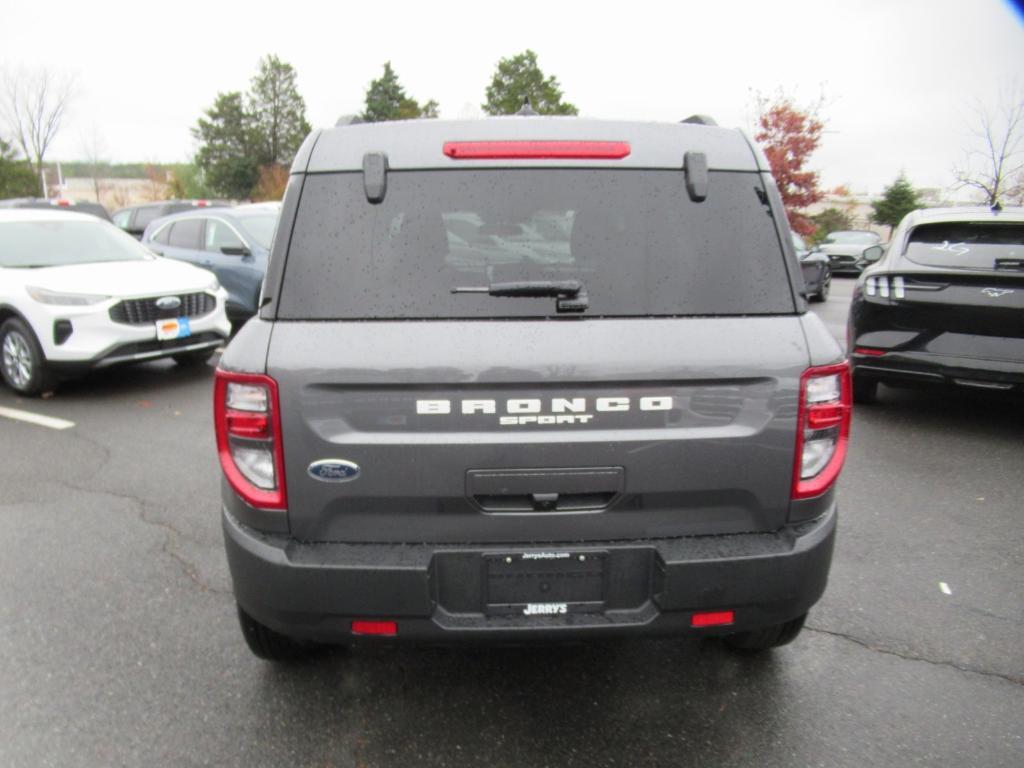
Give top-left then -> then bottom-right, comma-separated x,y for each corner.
516,96 -> 537,116
992,200 -> 1003,213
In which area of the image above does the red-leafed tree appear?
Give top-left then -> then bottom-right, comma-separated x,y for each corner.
755,93 -> 825,236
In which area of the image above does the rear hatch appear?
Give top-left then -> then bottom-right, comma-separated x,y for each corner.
882,221 -> 1024,357
269,166 -> 807,544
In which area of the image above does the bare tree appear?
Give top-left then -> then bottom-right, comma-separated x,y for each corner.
0,67 -> 75,196
953,86 -> 1024,206
79,127 -> 108,203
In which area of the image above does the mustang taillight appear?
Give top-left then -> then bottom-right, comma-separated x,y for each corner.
865,274 -> 905,299
214,370 -> 287,510
792,362 -> 852,500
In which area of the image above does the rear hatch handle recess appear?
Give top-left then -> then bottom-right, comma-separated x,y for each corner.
451,280 -> 589,313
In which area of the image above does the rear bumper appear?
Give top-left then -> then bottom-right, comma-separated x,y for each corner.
852,350 -> 1024,392
223,503 -> 837,643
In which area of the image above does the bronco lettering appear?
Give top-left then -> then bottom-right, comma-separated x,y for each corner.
417,396 -> 673,417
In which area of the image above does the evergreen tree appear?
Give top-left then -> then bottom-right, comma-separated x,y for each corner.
248,54 -> 311,165
0,137 -> 38,198
482,50 -> 578,116
192,55 -> 311,199
809,207 -> 854,244
871,174 -> 922,234
192,92 -> 260,199
361,62 -> 437,122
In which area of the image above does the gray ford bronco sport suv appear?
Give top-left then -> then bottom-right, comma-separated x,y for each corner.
215,116 -> 851,661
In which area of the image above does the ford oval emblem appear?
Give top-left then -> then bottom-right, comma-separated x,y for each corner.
307,459 -> 361,483
156,296 -> 182,310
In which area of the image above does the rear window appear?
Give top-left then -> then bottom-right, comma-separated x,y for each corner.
277,170 -> 795,319
904,222 -> 1024,270
824,231 -> 878,245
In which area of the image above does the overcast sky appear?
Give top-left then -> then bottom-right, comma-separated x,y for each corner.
1,0 -> 1022,195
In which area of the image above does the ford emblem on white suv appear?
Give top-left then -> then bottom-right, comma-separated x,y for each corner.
156,296 -> 182,310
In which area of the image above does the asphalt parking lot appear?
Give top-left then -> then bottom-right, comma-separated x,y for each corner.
1,276 -> 1021,767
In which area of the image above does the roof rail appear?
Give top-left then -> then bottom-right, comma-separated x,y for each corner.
681,114 -> 718,127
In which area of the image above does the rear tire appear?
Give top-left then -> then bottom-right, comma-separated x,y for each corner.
723,613 -> 807,652
1,318 -> 56,396
853,374 -> 878,405
811,271 -> 831,302
236,604 -> 312,661
172,349 -> 215,367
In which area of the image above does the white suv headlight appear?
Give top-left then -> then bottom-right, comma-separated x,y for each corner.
26,286 -> 110,306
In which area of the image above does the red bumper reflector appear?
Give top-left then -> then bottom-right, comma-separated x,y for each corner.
691,610 -> 735,628
854,347 -> 886,356
807,404 -> 844,430
443,140 -> 631,160
225,410 -> 269,439
351,620 -> 398,636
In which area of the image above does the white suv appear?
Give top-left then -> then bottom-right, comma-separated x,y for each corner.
0,209 -> 231,395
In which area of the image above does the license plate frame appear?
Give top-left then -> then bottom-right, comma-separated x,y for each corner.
155,317 -> 192,341
483,551 -> 608,616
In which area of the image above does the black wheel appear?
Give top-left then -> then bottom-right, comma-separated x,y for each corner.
723,613 -> 807,652
236,604 -> 312,661
0,318 -> 55,396
852,374 -> 878,405
173,349 -> 216,367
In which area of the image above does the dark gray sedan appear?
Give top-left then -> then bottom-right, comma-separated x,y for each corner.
141,203 -> 280,326
793,232 -> 831,302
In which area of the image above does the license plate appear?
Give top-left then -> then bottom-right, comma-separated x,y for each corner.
484,551 -> 607,616
156,317 -> 191,341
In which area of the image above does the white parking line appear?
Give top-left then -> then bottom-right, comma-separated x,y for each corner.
939,582 -> 952,595
0,406 -> 75,430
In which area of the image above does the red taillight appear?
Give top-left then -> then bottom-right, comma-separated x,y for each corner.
853,347 -> 886,357
55,199 -> 71,207
443,140 -> 631,160
691,610 -> 735,628
792,362 -> 852,500
213,370 -> 287,510
351,620 -> 398,636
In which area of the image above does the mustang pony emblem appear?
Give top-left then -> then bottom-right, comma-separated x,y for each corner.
981,288 -> 1013,298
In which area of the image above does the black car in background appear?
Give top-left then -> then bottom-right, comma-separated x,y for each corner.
141,203 -> 280,326
0,197 -> 111,221
112,200 -> 231,239
792,232 -> 831,302
848,206 -> 1024,403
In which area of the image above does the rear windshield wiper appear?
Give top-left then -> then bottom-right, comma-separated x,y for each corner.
994,258 -> 1024,271
451,280 -> 589,313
